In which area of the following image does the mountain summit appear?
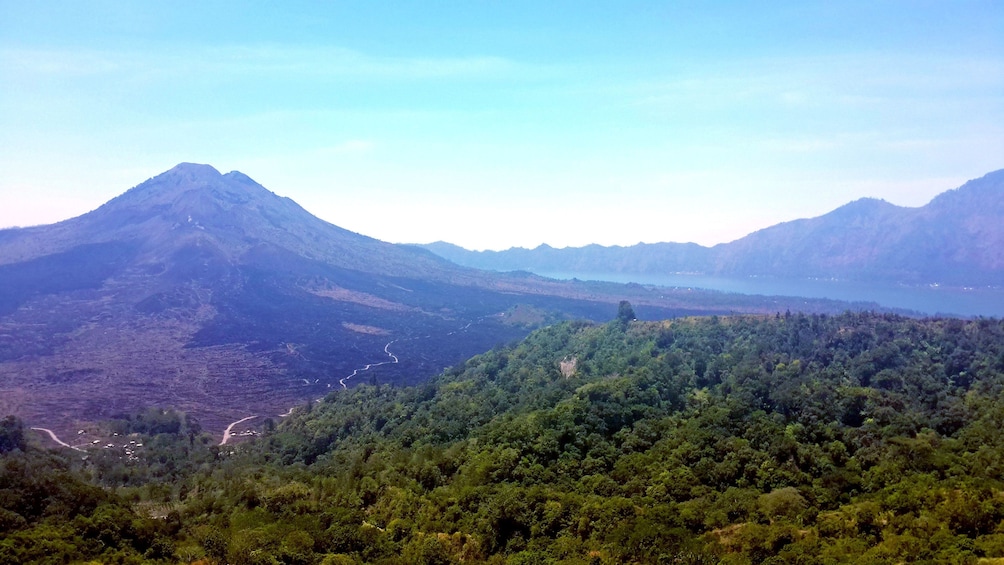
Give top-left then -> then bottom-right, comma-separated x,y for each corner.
0,163 -> 456,280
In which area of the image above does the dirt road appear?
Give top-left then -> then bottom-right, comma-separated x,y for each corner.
220,416 -> 257,445
30,427 -> 85,452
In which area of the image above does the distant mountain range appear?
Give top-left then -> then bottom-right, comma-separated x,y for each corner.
420,169 -> 1004,287
1,164 -> 876,437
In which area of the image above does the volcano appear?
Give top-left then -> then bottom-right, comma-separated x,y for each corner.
0,164 -> 891,439
0,165 -> 692,437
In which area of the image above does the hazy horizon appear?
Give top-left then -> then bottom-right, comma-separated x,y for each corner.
2,2 -> 1002,251
5,162 -> 999,255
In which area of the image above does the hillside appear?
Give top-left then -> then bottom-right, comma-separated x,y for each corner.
0,164 -> 882,440
5,311 -> 1004,563
0,164 -> 616,437
419,169 -> 1004,286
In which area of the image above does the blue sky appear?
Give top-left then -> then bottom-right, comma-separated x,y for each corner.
1,1 -> 1001,250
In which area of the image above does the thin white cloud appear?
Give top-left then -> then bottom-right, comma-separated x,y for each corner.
0,44 -> 522,82
629,53 -> 1004,114
0,47 -> 134,75
317,140 -> 375,155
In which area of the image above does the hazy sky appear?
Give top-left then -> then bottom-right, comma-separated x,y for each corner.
1,1 -> 1002,250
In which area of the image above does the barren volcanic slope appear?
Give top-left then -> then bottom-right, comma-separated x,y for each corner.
0,164 -> 899,439
0,164 -> 716,438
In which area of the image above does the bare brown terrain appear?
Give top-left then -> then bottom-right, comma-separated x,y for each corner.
306,282 -> 421,313
0,279 -> 306,439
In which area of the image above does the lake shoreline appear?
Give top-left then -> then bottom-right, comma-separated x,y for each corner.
537,271 -> 1004,318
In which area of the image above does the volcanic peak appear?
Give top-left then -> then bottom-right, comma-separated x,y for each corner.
108,163 -> 267,211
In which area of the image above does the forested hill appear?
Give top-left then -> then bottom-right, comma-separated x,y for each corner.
255,313 -> 1004,563
5,312 -> 1004,563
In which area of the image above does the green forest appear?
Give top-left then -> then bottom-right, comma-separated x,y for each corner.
4,311 -> 1004,564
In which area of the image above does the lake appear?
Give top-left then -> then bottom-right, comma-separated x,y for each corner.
538,271 -> 1004,318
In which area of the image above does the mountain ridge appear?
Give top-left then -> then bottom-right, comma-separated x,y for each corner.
418,169 -> 1004,286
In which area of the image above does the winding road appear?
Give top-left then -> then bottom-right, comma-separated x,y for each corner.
337,340 -> 399,388
219,416 -> 257,446
222,315 -> 497,441
330,317 -> 484,389
25,316 -> 501,450
30,427 -> 85,452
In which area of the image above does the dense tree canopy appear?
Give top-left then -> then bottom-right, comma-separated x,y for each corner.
4,312 -> 1004,563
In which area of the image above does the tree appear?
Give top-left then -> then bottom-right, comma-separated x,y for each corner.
0,416 -> 25,453
617,301 -> 636,326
